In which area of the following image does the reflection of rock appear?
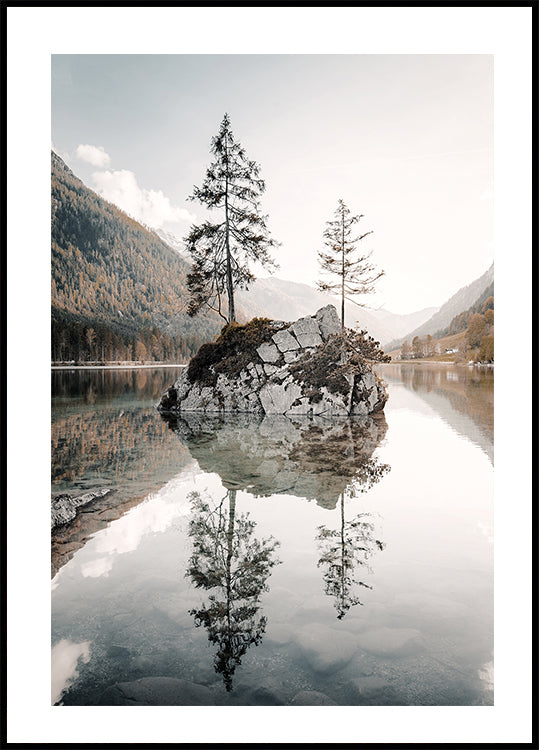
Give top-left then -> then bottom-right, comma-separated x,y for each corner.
157,306 -> 388,418
163,412 -> 388,509
51,488 -> 114,529
51,404 -> 194,579
51,490 -> 152,579
98,676 -> 215,706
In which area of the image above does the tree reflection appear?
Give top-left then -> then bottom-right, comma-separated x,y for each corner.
186,489 -> 280,691
316,457 -> 389,619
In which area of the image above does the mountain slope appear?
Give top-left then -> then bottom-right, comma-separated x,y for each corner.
388,263 -> 494,348
372,306 -> 439,340
51,151 -> 222,361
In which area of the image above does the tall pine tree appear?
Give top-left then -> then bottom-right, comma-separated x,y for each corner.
317,199 -> 383,329
185,114 -> 278,323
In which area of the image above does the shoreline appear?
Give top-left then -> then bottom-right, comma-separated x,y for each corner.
51,363 -> 187,370
384,360 -> 493,367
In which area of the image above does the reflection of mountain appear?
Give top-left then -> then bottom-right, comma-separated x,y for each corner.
52,406 -> 192,492
52,366 -> 185,404
162,412 -> 389,509
378,364 -> 493,464
51,403 -> 193,577
187,488 -> 280,691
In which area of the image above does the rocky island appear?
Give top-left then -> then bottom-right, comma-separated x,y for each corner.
157,305 -> 389,418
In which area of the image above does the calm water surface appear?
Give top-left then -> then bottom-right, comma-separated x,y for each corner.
51,363 -> 493,706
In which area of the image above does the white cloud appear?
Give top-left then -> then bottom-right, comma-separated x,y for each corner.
91,168 -> 196,229
76,143 -> 111,167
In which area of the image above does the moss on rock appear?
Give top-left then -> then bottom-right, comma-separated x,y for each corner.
186,318 -> 286,386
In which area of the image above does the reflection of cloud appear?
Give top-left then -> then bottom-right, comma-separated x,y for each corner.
81,556 -> 114,578
51,639 -> 91,705
91,169 -> 195,229
75,476 -> 193,579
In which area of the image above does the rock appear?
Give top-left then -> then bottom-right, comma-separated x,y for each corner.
259,381 -> 303,414
51,488 -> 114,530
156,306 -> 388,418
357,627 -> 425,657
295,331 -> 323,348
315,304 -> 342,339
294,624 -> 358,674
290,690 -> 338,705
290,315 -> 320,336
272,328 -> 300,352
97,676 -> 215,705
256,342 -> 280,362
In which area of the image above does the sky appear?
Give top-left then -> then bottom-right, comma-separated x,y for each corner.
51,54 -> 493,316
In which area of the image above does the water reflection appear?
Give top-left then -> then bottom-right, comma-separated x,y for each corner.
51,639 -> 91,705
317,454 -> 389,619
52,366 -> 185,403
51,370 -> 191,579
378,364 -> 493,464
186,488 -> 280,691
163,412 -> 389,509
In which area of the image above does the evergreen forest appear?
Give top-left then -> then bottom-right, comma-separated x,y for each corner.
51,151 -> 222,363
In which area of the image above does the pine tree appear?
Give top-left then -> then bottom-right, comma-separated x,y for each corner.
185,113 -> 278,323
317,199 -> 383,328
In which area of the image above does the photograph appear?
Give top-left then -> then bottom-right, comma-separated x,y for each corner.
50,52 -> 496,710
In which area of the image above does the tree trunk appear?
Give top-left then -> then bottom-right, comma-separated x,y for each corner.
341,212 -> 345,329
225,489 -> 237,641
224,133 -> 235,323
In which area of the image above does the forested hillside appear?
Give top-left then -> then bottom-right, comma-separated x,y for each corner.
51,151 -> 222,363
386,263 -> 494,350
396,289 -> 494,363
433,282 -> 493,338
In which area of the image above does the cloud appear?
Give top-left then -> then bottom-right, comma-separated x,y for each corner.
91,169 -> 196,229
76,143 -> 111,168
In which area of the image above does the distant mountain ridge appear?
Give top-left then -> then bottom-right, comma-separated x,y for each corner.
387,263 -> 494,349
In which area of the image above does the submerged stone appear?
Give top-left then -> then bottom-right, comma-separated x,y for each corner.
51,488 -> 114,530
290,690 -> 338,705
97,676 -> 214,706
294,623 -> 358,674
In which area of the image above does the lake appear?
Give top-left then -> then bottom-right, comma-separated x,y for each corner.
51,363 -> 494,706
